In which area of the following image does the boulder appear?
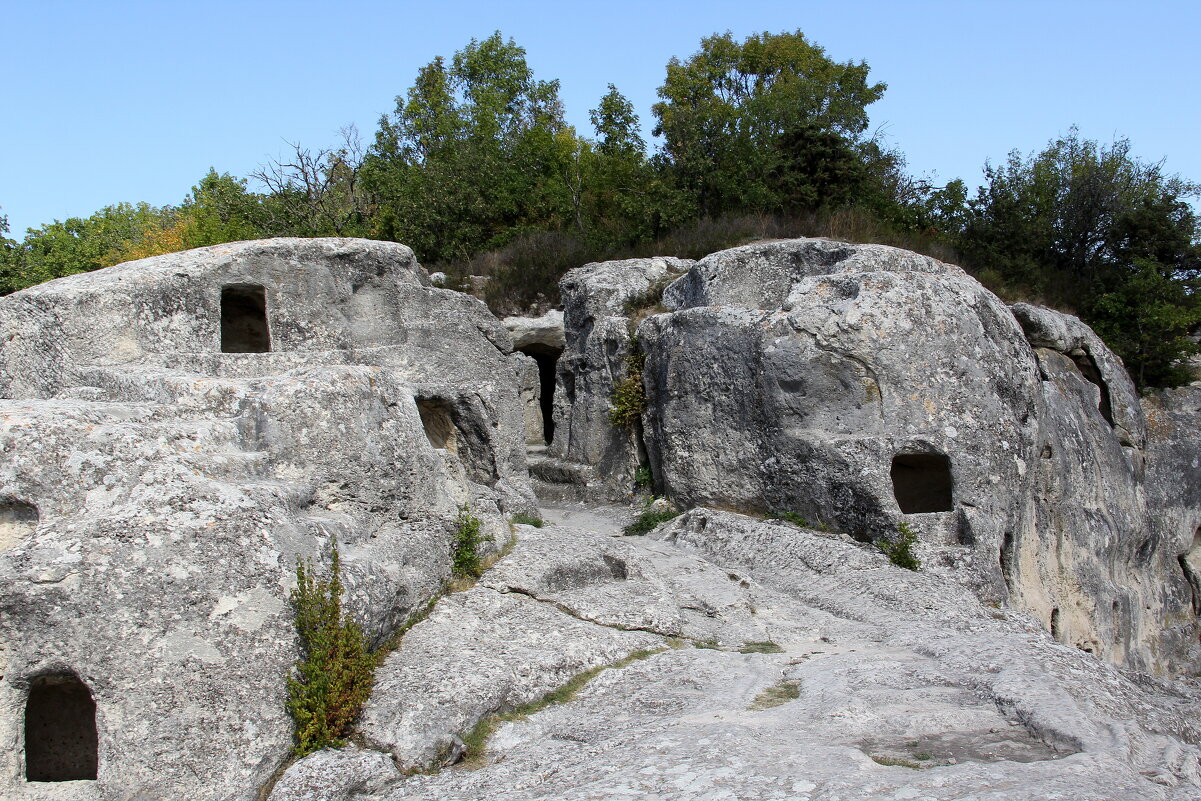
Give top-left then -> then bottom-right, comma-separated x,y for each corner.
561,237 -> 1198,674
548,257 -> 692,496
0,239 -> 534,800
502,309 -> 565,352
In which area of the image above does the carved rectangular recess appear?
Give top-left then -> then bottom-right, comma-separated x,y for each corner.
220,284 -> 270,353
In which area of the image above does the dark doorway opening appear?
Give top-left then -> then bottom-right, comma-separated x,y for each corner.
891,452 -> 954,514
25,673 -> 98,782
221,284 -> 270,353
518,345 -> 561,445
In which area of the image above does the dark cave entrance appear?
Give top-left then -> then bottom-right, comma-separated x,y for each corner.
518,344 -> 561,445
24,673 -> 98,782
220,284 -> 270,353
1069,350 -> 1114,426
890,452 -> 954,514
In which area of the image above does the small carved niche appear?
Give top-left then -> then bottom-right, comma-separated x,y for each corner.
220,284 -> 270,353
890,452 -> 954,514
0,498 -> 38,550
25,673 -> 98,782
416,399 -> 457,453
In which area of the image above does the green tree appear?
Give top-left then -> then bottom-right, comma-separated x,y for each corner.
584,85 -> 654,242
652,30 -> 887,217
956,128 -> 1200,387
4,202 -> 168,291
1090,259 -> 1200,388
179,169 -> 269,247
363,32 -> 577,262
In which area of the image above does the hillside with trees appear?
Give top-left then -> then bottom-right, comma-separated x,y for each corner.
1,30 -> 1197,387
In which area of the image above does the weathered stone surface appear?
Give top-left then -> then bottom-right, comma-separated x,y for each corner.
503,309 -> 565,352
511,351 -> 544,445
549,257 -> 692,496
273,509 -> 1201,801
619,238 -> 1200,674
266,746 -> 403,801
358,580 -> 661,771
0,239 -> 533,801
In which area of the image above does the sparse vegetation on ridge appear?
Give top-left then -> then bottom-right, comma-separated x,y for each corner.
452,504 -> 491,579
608,334 -> 648,429
623,497 -> 680,536
748,679 -> 801,710
460,647 -> 665,767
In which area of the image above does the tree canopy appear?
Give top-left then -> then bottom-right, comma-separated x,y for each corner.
652,30 -> 888,218
1,31 -> 1197,387
952,129 -> 1200,386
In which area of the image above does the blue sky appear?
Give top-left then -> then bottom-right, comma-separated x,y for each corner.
2,0 -> 1198,237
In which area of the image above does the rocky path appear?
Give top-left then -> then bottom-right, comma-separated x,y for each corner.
269,506 -> 1201,801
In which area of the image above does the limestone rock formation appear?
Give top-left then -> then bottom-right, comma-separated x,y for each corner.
543,257 -> 692,497
503,310 -> 566,448
0,239 -> 533,800
269,509 -> 1201,801
4,234 -> 1199,801
549,238 -> 1200,675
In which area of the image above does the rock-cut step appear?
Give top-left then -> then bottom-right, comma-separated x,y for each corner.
527,446 -> 602,503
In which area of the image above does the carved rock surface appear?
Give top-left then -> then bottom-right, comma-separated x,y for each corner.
0,239 -> 533,801
590,238 -> 1198,675
272,509 -> 1201,801
549,257 -> 692,495
549,238 -> 1199,673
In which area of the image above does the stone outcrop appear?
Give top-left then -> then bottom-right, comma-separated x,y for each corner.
4,234 -> 1199,800
550,238 -> 1200,675
0,239 -> 533,800
269,509 -> 1201,801
546,257 -> 692,496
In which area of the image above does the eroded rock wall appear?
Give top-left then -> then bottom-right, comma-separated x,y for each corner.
0,239 -> 534,800
548,257 -> 691,495
553,238 -> 1201,674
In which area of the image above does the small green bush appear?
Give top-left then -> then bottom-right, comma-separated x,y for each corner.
452,504 -> 491,578
608,336 -> 647,428
878,520 -> 921,571
510,512 -> 544,528
286,541 -> 375,756
633,464 -> 653,490
770,511 -> 810,528
623,499 -> 680,536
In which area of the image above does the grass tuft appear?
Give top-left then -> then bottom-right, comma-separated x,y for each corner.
460,647 -> 665,767
748,680 -> 801,710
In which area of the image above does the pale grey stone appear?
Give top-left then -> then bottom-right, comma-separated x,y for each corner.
358,583 -> 661,771
623,238 -> 1200,674
548,256 -> 692,497
0,239 -> 533,801
503,309 -> 565,352
267,746 -> 402,801
321,508 -> 1201,801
